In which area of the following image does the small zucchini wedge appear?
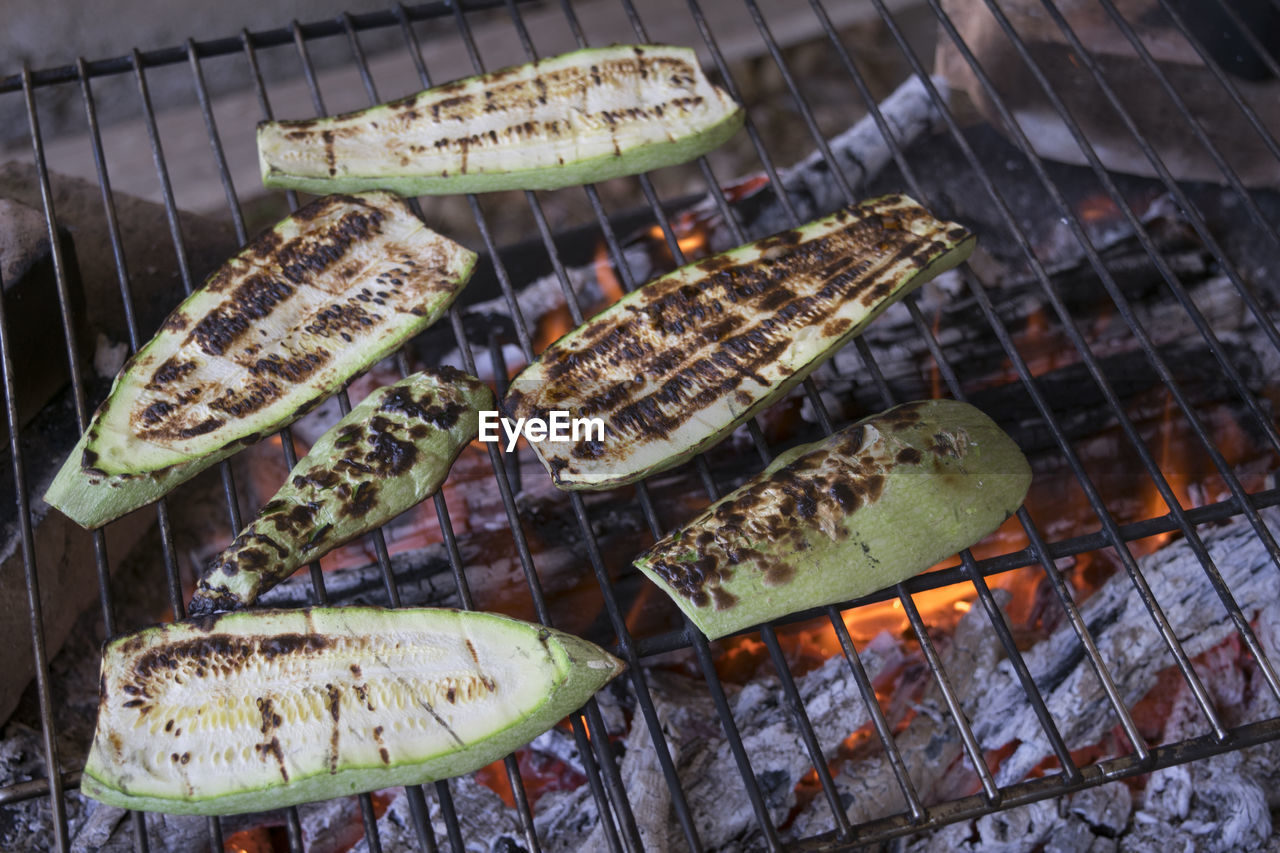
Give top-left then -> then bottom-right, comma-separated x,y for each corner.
44,192 -> 475,530
634,400 -> 1031,640
190,368 -> 493,615
82,606 -> 624,816
257,44 -> 743,195
505,194 -> 975,490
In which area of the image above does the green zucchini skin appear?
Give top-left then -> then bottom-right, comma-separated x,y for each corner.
81,607 -> 623,816
44,192 -> 475,530
256,45 -> 744,195
634,400 -> 1031,640
504,194 -> 975,491
189,369 -> 493,616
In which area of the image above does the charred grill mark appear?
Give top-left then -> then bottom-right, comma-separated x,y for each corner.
377,384 -> 468,429
189,274 -> 295,357
293,468 -> 340,490
524,202 -> 961,456
139,400 -> 176,426
641,415 -> 911,604
302,524 -> 334,552
249,349 -> 329,383
322,130 -> 336,176
359,417 -> 418,477
138,415 -> 225,442
207,380 -> 282,420
339,480 -> 378,518
149,357 -> 197,387
130,633 -> 331,681
304,300 -> 377,337
880,401 -> 926,429
271,206 -> 386,285
326,683 -> 341,774
897,447 -> 922,465
265,501 -> 319,535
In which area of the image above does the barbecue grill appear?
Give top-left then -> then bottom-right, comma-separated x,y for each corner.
2,0 -> 1279,850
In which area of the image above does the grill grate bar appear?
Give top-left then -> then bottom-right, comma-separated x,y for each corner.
240,30 -> 337,610
741,0 -> 1087,798
814,0 -> 1146,773
71,59 -> 126,652
17,58 -> 125,851
970,0 -> 1280,555
926,0 -> 1280,707
404,785 -> 441,853
417,6 -> 642,847
868,0 -> 1233,738
7,0 -> 1280,848
794,713 -> 1280,850
1114,0 -> 1280,245
984,5 -> 1280,461
963,0 -> 1280,702
1039,0 -> 1280,359
506,0 -> 854,839
0,1 -> 529,93
0,263 -> 68,851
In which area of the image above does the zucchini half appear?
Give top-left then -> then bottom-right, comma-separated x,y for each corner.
190,368 -> 493,615
504,194 -> 975,490
82,607 -> 624,815
257,45 -> 744,195
44,192 -> 475,530
634,400 -> 1031,640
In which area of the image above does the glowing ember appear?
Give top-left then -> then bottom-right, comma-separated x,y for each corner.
474,743 -> 588,810
1076,192 -> 1122,225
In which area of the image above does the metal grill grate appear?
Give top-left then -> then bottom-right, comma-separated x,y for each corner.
3,0 -> 1280,850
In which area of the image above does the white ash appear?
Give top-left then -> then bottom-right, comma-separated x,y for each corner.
529,631 -> 908,851
91,333 -> 128,379
0,723 -> 88,851
344,776 -> 524,853
1119,594 -> 1280,853
786,593 -> 1007,841
908,784 -> 1132,853
892,511 -> 1280,851
970,508 -> 1280,787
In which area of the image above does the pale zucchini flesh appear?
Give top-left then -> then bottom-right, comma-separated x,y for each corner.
190,368 -> 493,615
257,45 -> 744,195
634,400 -> 1031,640
44,192 -> 475,530
504,194 -> 975,490
82,607 -> 624,815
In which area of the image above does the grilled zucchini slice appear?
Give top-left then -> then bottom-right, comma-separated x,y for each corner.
44,192 -> 475,530
190,368 -> 493,615
504,194 -> 975,490
634,400 -> 1031,640
82,607 -> 624,815
256,44 -> 744,195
